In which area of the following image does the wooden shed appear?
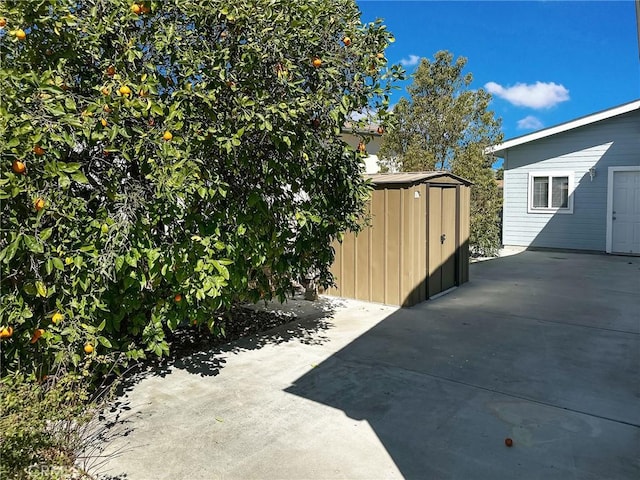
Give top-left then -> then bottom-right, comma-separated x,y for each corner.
327,172 -> 472,307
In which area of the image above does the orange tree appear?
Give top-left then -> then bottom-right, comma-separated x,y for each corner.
0,0 -> 400,376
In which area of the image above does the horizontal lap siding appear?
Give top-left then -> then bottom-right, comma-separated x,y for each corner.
503,110 -> 640,251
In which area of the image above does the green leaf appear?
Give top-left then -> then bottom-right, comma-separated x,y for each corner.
151,103 -> 164,116
0,236 -> 21,263
24,235 -> 44,253
64,96 -> 77,112
58,174 -> 71,189
39,228 -> 54,241
212,260 -> 230,280
52,257 -> 64,271
60,163 -> 81,173
36,281 -> 47,298
23,283 -> 37,296
71,171 -> 89,184
98,336 -> 112,348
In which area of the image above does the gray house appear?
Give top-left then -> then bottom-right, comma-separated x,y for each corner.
489,99 -> 640,255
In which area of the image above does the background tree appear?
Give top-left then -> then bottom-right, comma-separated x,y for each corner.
0,0 -> 400,376
378,50 -> 503,256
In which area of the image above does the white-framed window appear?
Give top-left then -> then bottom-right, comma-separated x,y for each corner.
528,171 -> 574,214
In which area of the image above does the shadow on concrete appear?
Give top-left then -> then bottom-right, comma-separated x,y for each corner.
86,296 -> 341,479
75,387 -> 137,479
114,296 -> 339,393
286,251 -> 640,479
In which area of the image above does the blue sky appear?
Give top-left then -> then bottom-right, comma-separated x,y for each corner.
356,0 -> 640,143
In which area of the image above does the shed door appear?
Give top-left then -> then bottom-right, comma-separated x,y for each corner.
428,187 -> 457,297
611,170 -> 640,254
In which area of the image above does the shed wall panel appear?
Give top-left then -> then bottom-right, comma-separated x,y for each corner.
418,184 -> 428,301
400,186 -> 422,305
345,228 -> 357,298
370,190 -> 386,303
459,186 -> 471,283
355,222 -> 370,301
385,189 -> 401,305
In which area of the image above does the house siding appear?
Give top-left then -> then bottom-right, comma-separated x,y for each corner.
503,109 -> 640,251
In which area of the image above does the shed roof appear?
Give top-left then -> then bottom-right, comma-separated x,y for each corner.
366,171 -> 472,186
488,99 -> 640,157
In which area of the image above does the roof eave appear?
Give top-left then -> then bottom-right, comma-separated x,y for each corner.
487,99 -> 640,157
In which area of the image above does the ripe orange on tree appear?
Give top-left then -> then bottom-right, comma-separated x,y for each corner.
33,145 -> 45,156
0,18 -> 7,28
101,118 -> 108,127
84,343 -> 94,354
12,160 -> 26,174
174,293 -> 182,302
119,85 -> 132,96
30,329 -> 45,344
163,130 -> 173,141
312,57 -> 322,68
342,36 -> 351,46
0,326 -> 13,339
34,197 -> 45,211
15,29 -> 26,40
131,3 -> 141,14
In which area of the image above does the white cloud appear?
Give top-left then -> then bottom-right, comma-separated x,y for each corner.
349,107 -> 377,121
400,54 -> 420,67
517,115 -> 544,130
484,81 -> 570,109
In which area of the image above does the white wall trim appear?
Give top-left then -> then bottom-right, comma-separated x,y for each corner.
606,166 -> 640,253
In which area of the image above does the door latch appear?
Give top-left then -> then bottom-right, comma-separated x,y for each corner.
440,233 -> 446,244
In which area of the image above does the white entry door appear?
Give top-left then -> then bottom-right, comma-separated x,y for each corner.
607,168 -> 640,254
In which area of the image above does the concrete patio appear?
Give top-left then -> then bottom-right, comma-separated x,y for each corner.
88,251 -> 640,479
